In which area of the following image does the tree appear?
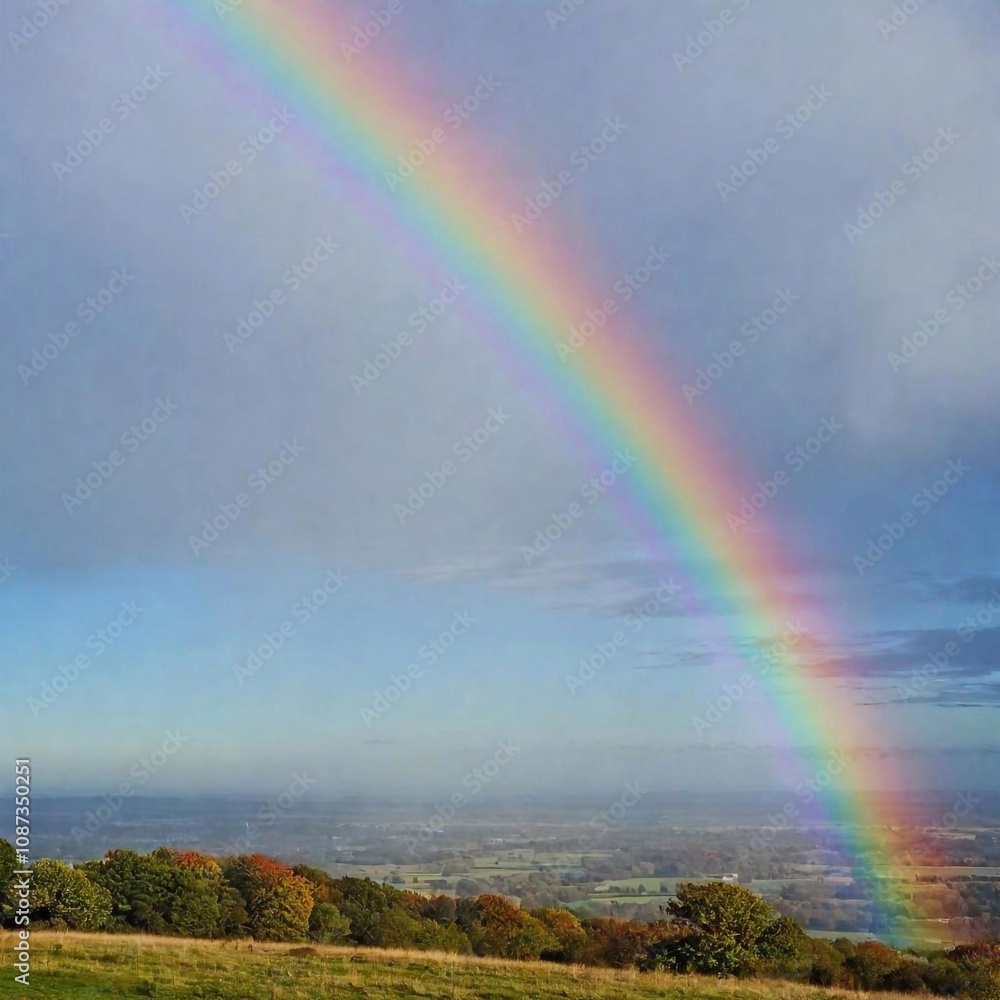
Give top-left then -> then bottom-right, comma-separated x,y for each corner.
308,901 -> 352,943
79,850 -> 175,932
844,941 -> 902,990
419,894 -> 458,924
0,839 -> 17,923
531,907 -> 588,963
222,855 -> 314,941
647,882 -> 804,976
946,943 -> 1000,1000
150,848 -> 226,938
460,894 -> 554,960
30,859 -> 111,930
584,916 -> 663,968
326,876 -> 405,945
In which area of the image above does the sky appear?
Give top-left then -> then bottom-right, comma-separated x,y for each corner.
1,0 -> 999,802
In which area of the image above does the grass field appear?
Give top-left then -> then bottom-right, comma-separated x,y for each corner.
871,867 -> 1000,879
0,931 -> 914,1000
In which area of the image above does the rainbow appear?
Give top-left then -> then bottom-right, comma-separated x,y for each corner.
165,0 -> 927,941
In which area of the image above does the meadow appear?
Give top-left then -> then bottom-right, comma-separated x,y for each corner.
0,931 -> 915,1000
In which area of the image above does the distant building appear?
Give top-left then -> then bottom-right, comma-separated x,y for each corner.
706,873 -> 739,883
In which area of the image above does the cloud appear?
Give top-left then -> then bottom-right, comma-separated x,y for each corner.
918,574 -> 1000,605
803,625 -> 1000,711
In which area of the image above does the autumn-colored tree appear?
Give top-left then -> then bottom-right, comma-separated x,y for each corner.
222,854 -> 314,942
291,865 -> 352,944
849,940 -> 903,988
531,907 -> 588,963
947,942 -> 1000,1000
461,894 -> 554,960
419,893 -> 458,924
29,859 -> 111,930
580,916 -> 662,968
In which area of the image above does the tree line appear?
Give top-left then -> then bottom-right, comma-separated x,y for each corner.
1,841 -> 998,998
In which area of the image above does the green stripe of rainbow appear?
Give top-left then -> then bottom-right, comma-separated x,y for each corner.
169,0 -> 923,941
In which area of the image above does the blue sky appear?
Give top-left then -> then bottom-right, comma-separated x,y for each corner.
2,0 -> 999,799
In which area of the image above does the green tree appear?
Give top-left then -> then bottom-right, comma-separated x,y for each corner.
150,848 -> 226,938
30,859 -> 111,930
326,877 -> 405,945
410,917 -> 472,953
0,839 -> 18,923
308,901 -> 352,943
648,882 -> 804,976
79,850 -> 174,932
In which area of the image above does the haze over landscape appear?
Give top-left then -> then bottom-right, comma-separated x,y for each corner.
3,0 -> 999,805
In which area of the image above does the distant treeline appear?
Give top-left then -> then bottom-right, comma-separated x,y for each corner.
2,841 -> 999,996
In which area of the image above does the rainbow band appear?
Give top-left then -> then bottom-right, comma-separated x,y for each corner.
168,0 -> 919,941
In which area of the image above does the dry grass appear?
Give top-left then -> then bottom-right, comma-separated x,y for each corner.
0,930 -> 915,1000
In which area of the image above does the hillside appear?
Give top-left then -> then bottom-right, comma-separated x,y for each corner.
0,931 -> 918,1000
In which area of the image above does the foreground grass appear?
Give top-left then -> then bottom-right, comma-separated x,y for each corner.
0,931 -> 908,999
